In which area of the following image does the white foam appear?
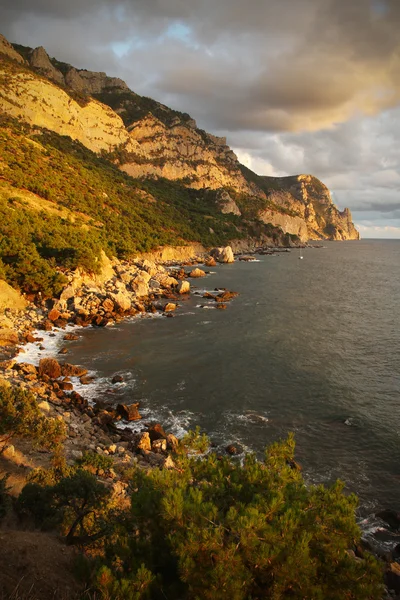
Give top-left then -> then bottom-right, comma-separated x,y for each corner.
14,324 -> 80,366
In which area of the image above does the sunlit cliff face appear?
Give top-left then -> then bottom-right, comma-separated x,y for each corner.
1,0 -> 400,235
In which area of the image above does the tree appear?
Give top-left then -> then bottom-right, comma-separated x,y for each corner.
97,433 -> 383,599
0,381 -> 65,452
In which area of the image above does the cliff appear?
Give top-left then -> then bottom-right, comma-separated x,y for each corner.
0,35 -> 359,242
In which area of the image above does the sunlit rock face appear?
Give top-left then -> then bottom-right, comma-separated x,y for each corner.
0,35 -> 359,242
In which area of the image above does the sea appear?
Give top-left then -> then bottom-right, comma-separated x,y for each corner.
20,239 -> 400,548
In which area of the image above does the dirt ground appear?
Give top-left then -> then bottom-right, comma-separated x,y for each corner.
0,528 -> 84,600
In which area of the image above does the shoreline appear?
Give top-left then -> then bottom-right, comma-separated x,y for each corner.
2,245 -> 400,576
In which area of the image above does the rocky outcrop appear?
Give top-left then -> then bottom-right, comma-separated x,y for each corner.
0,62 -> 141,154
210,246 -> 235,263
64,67 -> 129,95
0,33 -> 359,243
216,190 -> 241,216
0,280 -> 27,312
121,114 -> 256,193
0,34 -> 26,64
29,47 -> 64,86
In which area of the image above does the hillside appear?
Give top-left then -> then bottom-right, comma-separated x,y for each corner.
0,34 -> 359,295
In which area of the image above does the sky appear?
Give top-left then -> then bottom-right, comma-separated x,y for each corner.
1,0 -> 399,237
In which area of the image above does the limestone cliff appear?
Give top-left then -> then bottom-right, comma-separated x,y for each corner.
0,35 -> 359,242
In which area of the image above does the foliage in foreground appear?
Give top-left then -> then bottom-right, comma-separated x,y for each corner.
0,381 -> 66,453
16,431 -> 383,599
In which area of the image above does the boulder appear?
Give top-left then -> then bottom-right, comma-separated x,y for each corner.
102,298 -> 115,313
135,432 -> 151,452
108,291 -> 131,312
63,333 -> 79,341
386,562 -> 400,593
210,246 -> 235,263
131,273 -> 150,297
164,303 -> 177,312
38,358 -> 61,379
61,363 -> 88,377
111,374 -> 124,384
0,329 -> 18,347
117,403 -> 142,421
166,433 -> 179,451
148,423 -> 167,442
226,444 -> 243,455
189,268 -> 206,278
204,256 -> 217,267
38,400 -> 51,413
48,307 -> 61,322
152,438 -> 167,453
377,509 -> 400,530
177,280 -> 190,294
139,260 -> 158,277
158,275 -> 178,288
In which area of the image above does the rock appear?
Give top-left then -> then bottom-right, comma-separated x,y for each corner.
204,256 -> 217,267
152,438 -> 167,453
25,333 -> 36,343
38,358 -> 61,379
63,333 -> 79,341
108,291 -> 131,312
135,432 -> 151,452
163,455 -> 176,469
177,280 -> 190,294
164,303 -> 177,313
38,400 -> 51,413
59,381 -> 73,391
216,303 -> 227,310
58,347 -> 68,355
238,255 -> 256,262
111,374 -> 124,384
42,319 -> 53,331
158,275 -> 179,288
102,298 -> 114,313
131,272 -> 150,297
226,444 -> 243,455
48,307 -> 61,322
19,363 -> 37,375
29,46 -> 65,85
166,433 -> 179,451
148,423 -> 167,442
61,363 -> 88,377
189,268 -> 206,278
2,445 -> 15,459
210,246 -> 235,263
216,291 -> 238,302
377,509 -> 400,530
108,444 -> 117,454
80,375 -> 94,385
0,328 -> 18,347
117,403 -> 142,421
386,562 -> 400,593
70,450 -> 83,461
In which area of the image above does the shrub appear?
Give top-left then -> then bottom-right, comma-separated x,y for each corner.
94,434 -> 383,599
0,381 -> 66,452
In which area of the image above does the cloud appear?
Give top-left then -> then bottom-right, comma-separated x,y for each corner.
1,0 -> 400,233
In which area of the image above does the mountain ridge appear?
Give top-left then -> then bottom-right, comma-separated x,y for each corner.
0,33 -> 359,299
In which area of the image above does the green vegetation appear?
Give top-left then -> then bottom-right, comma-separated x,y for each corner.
0,115 -> 254,296
16,431 -> 383,599
93,88 -> 194,128
0,381 -> 66,453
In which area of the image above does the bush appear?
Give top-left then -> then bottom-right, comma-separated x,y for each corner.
94,434 -> 383,599
0,381 -> 66,452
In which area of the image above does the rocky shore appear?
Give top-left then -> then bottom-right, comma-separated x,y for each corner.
2,244 -> 399,597
0,246 -> 243,478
